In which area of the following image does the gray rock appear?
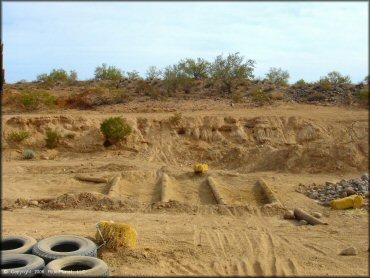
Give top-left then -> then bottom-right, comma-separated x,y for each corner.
346,188 -> 356,196
309,192 -> 319,199
339,191 -> 348,198
323,200 -> 331,207
339,246 -> 358,256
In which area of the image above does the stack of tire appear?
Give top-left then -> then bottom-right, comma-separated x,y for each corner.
1,235 -> 109,277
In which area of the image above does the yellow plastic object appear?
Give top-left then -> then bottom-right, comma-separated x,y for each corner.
194,164 -> 208,173
330,195 -> 364,210
95,221 -> 137,250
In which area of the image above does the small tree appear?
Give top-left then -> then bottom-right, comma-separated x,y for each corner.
162,65 -> 191,93
322,71 -> 351,85
178,58 -> 210,79
100,117 -> 132,145
94,63 -> 124,81
127,70 -> 141,80
145,66 -> 162,80
265,67 -> 290,86
208,52 -> 255,93
294,79 -> 308,87
69,70 -> 78,81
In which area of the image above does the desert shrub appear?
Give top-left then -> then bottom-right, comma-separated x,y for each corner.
162,65 -> 193,94
69,70 -> 78,81
250,88 -> 270,105
178,58 -> 210,79
307,92 -> 326,102
270,91 -> 285,100
208,52 -> 255,94
145,66 -> 162,80
294,79 -> 308,87
356,87 -> 369,105
322,71 -> 351,85
45,130 -> 61,149
37,69 -> 77,87
94,64 -> 124,81
17,90 -> 56,111
317,78 -> 333,92
265,67 -> 289,86
169,112 -> 182,125
23,149 -> 36,160
127,70 -> 141,80
231,91 -> 244,103
100,117 -> 132,145
135,80 -> 161,98
8,130 -> 31,142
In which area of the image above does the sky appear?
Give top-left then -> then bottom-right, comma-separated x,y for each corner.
2,1 -> 369,83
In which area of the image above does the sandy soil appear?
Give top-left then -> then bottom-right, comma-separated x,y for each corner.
1,103 -> 369,276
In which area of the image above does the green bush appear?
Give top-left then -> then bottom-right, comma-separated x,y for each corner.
100,117 -> 132,145
208,52 -> 255,94
265,67 -> 290,86
317,78 -> 333,91
37,69 -> 77,86
94,64 -> 124,81
9,130 -> 31,142
178,58 -> 210,80
45,130 -> 61,149
162,65 -> 192,94
23,149 -> 36,160
322,71 -> 351,85
169,112 -> 182,125
17,90 -> 56,111
294,79 -> 308,87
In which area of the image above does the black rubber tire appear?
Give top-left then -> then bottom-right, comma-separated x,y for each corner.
1,254 -> 45,277
32,235 -> 97,264
43,256 -> 109,277
2,235 -> 37,255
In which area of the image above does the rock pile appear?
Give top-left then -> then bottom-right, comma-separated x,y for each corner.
298,174 -> 369,206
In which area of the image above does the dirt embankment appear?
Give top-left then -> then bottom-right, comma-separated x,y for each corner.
2,110 -> 368,174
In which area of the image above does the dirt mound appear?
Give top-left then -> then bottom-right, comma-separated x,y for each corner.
149,200 -> 198,214
41,192 -> 140,212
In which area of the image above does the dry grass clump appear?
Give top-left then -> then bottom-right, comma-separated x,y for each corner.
8,130 -> 31,143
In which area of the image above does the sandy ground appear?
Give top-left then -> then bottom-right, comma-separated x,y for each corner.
1,103 -> 369,276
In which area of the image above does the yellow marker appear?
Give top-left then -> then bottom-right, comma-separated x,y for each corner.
194,164 -> 208,173
330,195 -> 364,210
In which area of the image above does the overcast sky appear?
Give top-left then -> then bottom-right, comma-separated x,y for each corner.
2,1 -> 368,83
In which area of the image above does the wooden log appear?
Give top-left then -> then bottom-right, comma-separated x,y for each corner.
258,179 -> 281,206
107,175 -> 121,197
161,173 -> 170,202
293,208 -> 328,225
207,177 -> 226,205
75,174 -> 108,184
